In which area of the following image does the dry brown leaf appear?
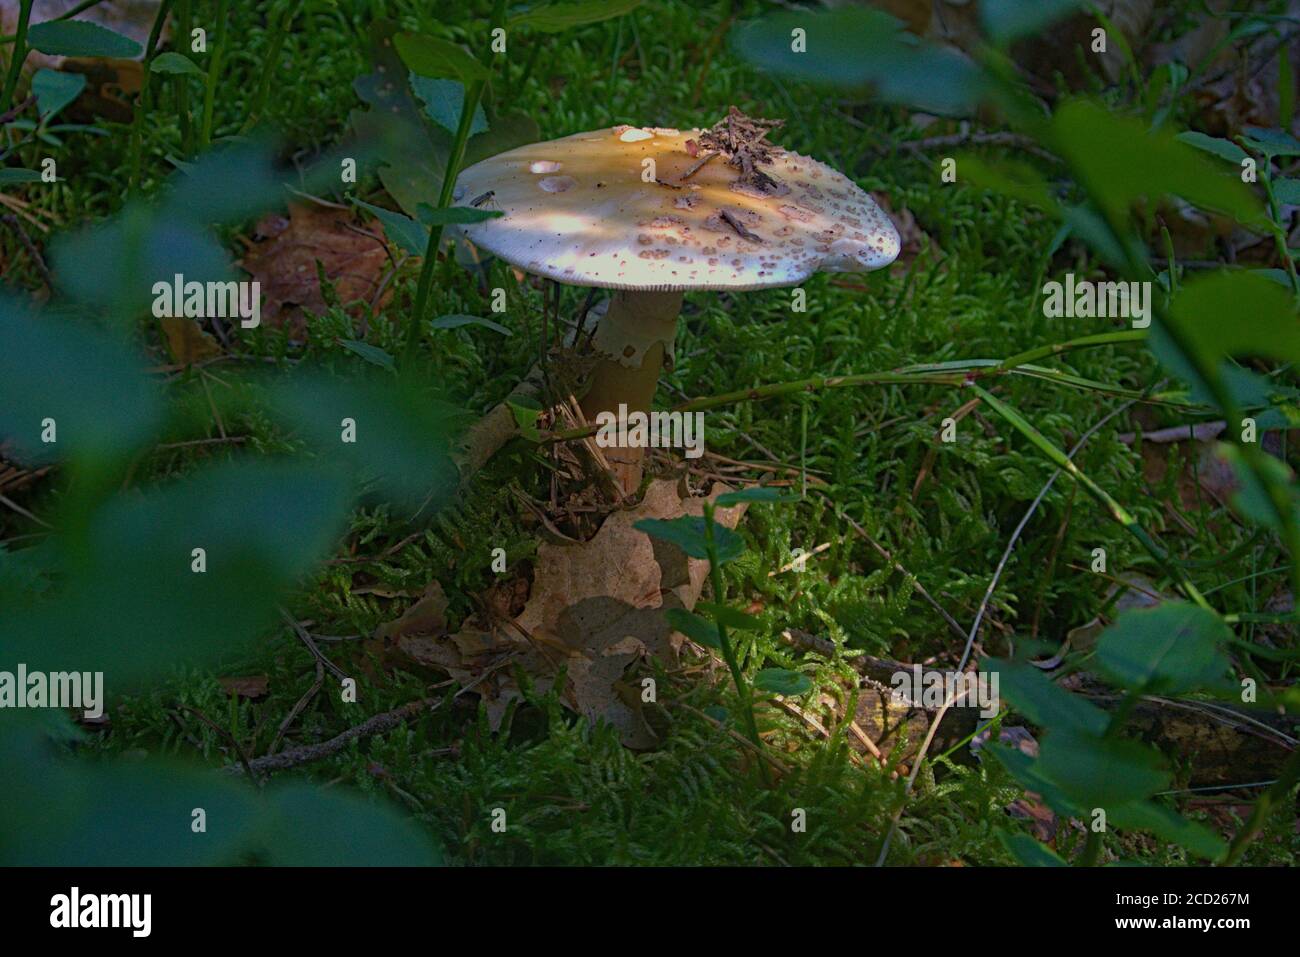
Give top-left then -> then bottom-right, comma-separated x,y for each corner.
394,479 -> 747,747
1171,0 -> 1300,140
238,203 -> 392,337
218,675 -> 268,700
374,581 -> 448,643
159,316 -> 220,366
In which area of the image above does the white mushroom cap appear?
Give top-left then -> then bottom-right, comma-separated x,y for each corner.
451,125 -> 901,292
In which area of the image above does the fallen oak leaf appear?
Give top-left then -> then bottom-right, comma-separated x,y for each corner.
394,479 -> 747,746
238,202 -> 392,338
374,581 -> 448,642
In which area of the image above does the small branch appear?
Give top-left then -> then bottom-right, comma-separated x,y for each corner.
279,608 -> 350,684
1,212 -> 53,290
182,704 -> 256,779
227,697 -> 444,775
896,129 -> 1060,164
0,94 -> 35,127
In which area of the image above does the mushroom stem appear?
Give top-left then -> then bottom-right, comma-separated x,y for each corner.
578,289 -> 683,494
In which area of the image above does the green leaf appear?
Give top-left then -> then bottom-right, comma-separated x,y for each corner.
634,516 -> 745,563
1037,730 -> 1170,808
2,462 -> 353,686
31,69 -> 85,122
393,32 -> 488,84
731,7 -> 988,116
980,0 -> 1083,46
1241,126 -> 1300,157
26,20 -> 143,58
753,668 -> 813,696
997,829 -> 1066,866
507,394 -> 543,441
0,168 -> 42,184
338,339 -> 396,372
665,608 -> 721,649
350,24 -> 540,220
416,204 -> 503,226
0,726 -> 442,866
0,302 -> 164,466
1052,100 -> 1262,225
510,0 -> 644,32
1166,270 -> 1300,368
256,785 -> 444,865
409,74 -> 488,136
1176,131 -> 1248,164
1217,443 -> 1300,534
1272,177 -> 1300,206
160,138 -> 289,226
355,199 -> 428,257
987,743 -> 1086,818
1094,602 -> 1234,694
150,51 -> 205,76
959,154 -> 1061,212
695,601 -> 763,632
987,658 -> 1109,736
430,313 -> 512,335
270,374 -> 456,513
1108,801 -> 1227,862
714,486 -> 792,507
51,203 -> 233,321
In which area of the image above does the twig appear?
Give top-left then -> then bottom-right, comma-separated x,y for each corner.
895,129 -> 1060,164
720,208 -> 762,243
268,657 -> 324,757
874,398 -> 1136,865
768,541 -> 830,576
279,608 -> 350,684
679,150 -> 718,181
182,705 -> 257,779
0,492 -> 50,528
833,507 -> 968,643
1,212 -> 53,289
227,696 -> 445,776
673,701 -> 787,774
0,94 -> 35,128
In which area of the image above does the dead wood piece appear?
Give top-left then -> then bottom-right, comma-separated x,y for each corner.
783,630 -> 1297,786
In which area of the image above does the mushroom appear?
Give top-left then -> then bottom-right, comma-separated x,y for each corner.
451,121 -> 900,493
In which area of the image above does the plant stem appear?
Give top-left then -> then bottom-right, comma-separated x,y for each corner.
240,0 -> 297,134
0,0 -> 32,115
404,78 -> 485,364
177,0 -> 192,153
702,501 -> 763,756
198,0 -> 230,150
995,330 -> 1147,373
127,0 -> 175,194
1079,828 -> 1103,867
1259,160 -> 1300,297
1223,745 -> 1300,865
970,383 -> 1213,611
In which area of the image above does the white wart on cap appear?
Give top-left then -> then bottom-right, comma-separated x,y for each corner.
452,125 -> 900,291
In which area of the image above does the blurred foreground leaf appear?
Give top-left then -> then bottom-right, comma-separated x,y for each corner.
0,723 -> 442,865
731,7 -> 987,116
0,299 -> 163,466
1,462 -> 352,686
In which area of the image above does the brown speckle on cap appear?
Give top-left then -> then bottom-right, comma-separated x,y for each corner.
449,126 -> 900,291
